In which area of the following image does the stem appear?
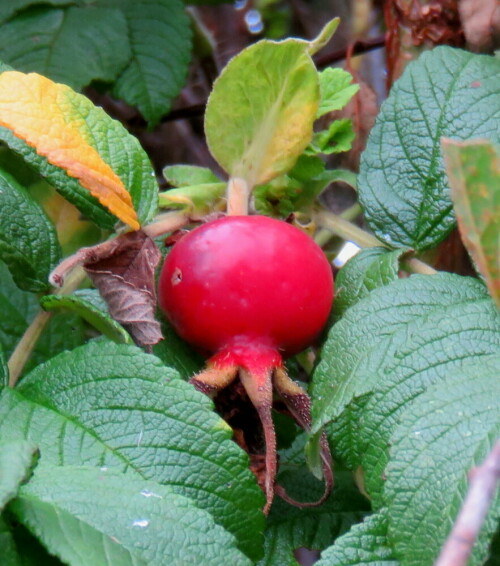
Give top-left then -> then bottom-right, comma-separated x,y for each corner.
142,211 -> 190,238
7,310 -> 52,387
315,203 -> 362,247
435,441 -> 500,566
227,177 -> 250,216
315,210 -> 438,275
7,267 -> 87,387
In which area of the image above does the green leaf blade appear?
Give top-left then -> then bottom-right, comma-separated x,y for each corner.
11,465 -> 252,566
103,0 -> 192,127
442,138 -> 500,308
0,169 -> 61,292
315,511 -> 398,566
0,439 -> 38,512
205,40 -> 319,187
385,354 -> 500,566
317,68 -> 359,118
333,247 -> 409,318
0,340 -> 265,560
358,47 -> 500,250
40,289 -> 132,344
0,6 -> 131,90
312,273 -> 492,436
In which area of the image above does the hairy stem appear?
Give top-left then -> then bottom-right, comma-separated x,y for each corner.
227,177 -> 250,216
142,211 -> 190,238
315,209 -> 438,275
7,267 -> 86,387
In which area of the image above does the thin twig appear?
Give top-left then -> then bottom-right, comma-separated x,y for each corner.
435,441 -> 500,566
314,35 -> 386,69
7,267 -> 87,387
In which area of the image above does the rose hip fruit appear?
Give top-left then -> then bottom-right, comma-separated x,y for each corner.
158,215 -> 334,512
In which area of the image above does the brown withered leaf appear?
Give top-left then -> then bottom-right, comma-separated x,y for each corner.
50,231 -> 163,348
83,231 -> 162,348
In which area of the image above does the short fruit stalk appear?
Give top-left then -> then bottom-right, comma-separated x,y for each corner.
158,215 -> 334,513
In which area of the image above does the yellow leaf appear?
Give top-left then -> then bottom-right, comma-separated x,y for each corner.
0,72 -> 139,230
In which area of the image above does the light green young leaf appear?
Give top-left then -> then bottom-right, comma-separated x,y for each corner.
308,119 -> 355,155
442,138 -> 500,308
205,40 -> 320,188
0,440 -> 38,512
0,340 -> 265,560
304,18 -> 339,56
333,247 -> 410,317
102,0 -> 192,127
358,47 -> 500,250
316,511 -> 398,566
11,465 -> 252,566
40,289 -> 132,344
0,169 -> 60,292
0,262 -> 85,374
163,164 -> 221,187
385,354 -> 500,566
0,6 -> 130,90
317,68 -> 360,118
159,182 -> 227,216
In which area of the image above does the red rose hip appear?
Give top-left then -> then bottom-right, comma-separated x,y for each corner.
158,215 -> 334,512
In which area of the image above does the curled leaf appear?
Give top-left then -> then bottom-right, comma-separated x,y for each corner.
50,232 -> 162,347
0,71 -> 139,230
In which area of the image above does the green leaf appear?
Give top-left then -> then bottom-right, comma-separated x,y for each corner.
0,86 -> 158,230
313,275 -> 500,508
308,119 -> 355,155
258,461 -> 369,565
315,511 -> 398,566
0,5 -> 130,90
442,138 -> 500,308
0,0 -> 73,23
317,68 -> 359,118
152,315 -> 204,379
40,289 -> 132,344
163,164 -> 221,187
0,440 -> 38,512
7,521 -> 64,566
311,273 -> 496,436
333,247 -> 409,317
0,262 -> 85,374
385,354 -> 500,566
358,47 -> 500,250
101,0 -> 192,127
0,168 -> 61,292
159,182 -> 227,216
0,344 -> 7,388
0,518 -> 22,566
0,340 -> 265,560
10,465 -> 252,566
205,39 -> 320,188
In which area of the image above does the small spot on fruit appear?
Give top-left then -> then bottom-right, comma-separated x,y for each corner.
171,268 -> 182,286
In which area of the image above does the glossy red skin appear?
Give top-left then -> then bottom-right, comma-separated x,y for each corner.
158,215 -> 333,360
